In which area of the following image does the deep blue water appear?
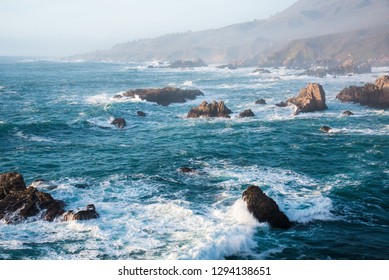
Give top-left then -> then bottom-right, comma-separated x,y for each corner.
0,57 -> 388,259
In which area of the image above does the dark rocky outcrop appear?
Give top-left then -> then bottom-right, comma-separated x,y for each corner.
242,185 -> 291,229
239,109 -> 255,118
275,101 -> 288,107
255,99 -> 267,105
137,111 -> 146,117
336,76 -> 389,108
252,68 -> 271,74
62,204 -> 99,221
320,126 -> 332,133
168,59 -> 207,68
342,110 -> 354,116
178,167 -> 197,173
0,172 -> 99,224
187,100 -> 232,118
115,87 -> 204,106
286,83 -> 328,114
111,117 -> 127,129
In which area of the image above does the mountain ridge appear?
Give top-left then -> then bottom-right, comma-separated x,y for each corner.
70,0 -> 389,65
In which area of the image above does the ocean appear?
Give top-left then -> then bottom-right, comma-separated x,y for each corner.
0,57 -> 388,260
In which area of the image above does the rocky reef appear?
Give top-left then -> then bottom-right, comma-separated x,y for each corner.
336,75 -> 389,108
0,172 -> 99,224
114,87 -> 204,106
168,59 -> 207,68
187,100 -> 232,118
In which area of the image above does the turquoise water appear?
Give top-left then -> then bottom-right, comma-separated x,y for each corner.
0,57 -> 388,259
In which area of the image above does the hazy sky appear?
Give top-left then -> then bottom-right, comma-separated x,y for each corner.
0,0 -> 297,57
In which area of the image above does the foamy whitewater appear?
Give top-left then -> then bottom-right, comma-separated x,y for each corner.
0,57 -> 388,260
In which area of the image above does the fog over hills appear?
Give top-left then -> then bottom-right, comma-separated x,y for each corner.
72,0 -> 389,66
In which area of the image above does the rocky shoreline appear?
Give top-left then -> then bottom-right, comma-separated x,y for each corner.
0,172 -> 99,224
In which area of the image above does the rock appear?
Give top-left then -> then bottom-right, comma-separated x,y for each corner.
0,172 -> 99,224
168,59 -> 207,68
275,101 -> 288,107
217,64 -> 237,70
179,167 -> 197,173
62,204 -> 99,221
0,184 -> 65,223
374,75 -> 389,92
187,100 -> 232,118
336,76 -> 389,108
299,62 -> 372,77
255,99 -> 267,105
299,67 -> 328,78
116,87 -> 204,106
239,109 -> 255,118
242,185 -> 291,229
286,83 -> 328,114
342,110 -> 354,116
0,172 -> 26,199
252,68 -> 271,74
137,111 -> 146,117
320,126 -> 332,133
111,117 -> 127,129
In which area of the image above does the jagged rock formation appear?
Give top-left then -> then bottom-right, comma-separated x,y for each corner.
239,109 -> 255,118
115,87 -> 204,106
336,75 -> 389,108
286,83 -> 327,114
0,172 -> 99,224
187,100 -> 232,118
111,117 -> 127,129
242,185 -> 291,229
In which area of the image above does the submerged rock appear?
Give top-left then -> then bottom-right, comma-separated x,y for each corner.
342,110 -> 354,116
116,87 -> 204,106
239,109 -> 255,118
275,101 -> 288,107
242,185 -> 291,229
111,117 -> 127,129
252,68 -> 271,74
320,126 -> 332,133
336,75 -> 389,108
187,100 -> 232,118
0,172 -> 99,224
137,111 -> 146,117
286,83 -> 328,114
178,167 -> 197,173
255,99 -> 267,105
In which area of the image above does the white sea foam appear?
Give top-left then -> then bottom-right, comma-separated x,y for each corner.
15,131 -> 54,143
328,127 -> 389,136
183,80 -> 194,87
203,162 -> 336,224
85,92 -> 145,105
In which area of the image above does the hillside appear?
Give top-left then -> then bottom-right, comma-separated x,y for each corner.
70,0 -> 389,64
259,24 -> 389,67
